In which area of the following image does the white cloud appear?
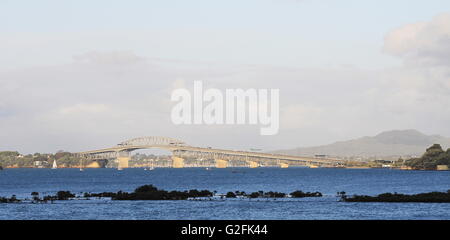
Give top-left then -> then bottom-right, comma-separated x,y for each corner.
59,103 -> 110,115
73,51 -> 145,65
2,12 -> 450,153
2,52 -> 450,153
384,12 -> 450,67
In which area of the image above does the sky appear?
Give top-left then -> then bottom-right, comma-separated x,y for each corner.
0,0 -> 449,153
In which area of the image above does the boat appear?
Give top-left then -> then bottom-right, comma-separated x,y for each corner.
51,160 -> 57,169
79,168 -> 84,172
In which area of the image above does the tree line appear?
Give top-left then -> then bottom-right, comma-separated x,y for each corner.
0,151 -> 89,168
405,144 -> 450,170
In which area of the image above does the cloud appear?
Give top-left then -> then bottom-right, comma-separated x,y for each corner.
2,11 -> 450,153
280,104 -> 324,129
59,103 -> 110,115
384,13 -> 450,67
73,51 -> 146,65
2,52 -> 450,153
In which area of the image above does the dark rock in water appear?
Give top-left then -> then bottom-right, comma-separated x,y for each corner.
226,192 -> 237,198
40,191 -> 76,201
341,190 -> 450,203
56,191 -> 76,200
84,185 -> 214,201
290,191 -> 322,198
0,195 -> 20,203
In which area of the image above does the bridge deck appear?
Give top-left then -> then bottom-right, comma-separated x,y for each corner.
78,144 -> 343,165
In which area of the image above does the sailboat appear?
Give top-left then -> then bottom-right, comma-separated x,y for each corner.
52,160 -> 57,169
79,158 -> 84,171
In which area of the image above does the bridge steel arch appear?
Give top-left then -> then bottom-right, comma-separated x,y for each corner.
118,136 -> 185,147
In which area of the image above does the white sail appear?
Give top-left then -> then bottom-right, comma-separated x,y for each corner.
52,160 -> 57,169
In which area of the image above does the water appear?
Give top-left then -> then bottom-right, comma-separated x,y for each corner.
0,168 -> 449,219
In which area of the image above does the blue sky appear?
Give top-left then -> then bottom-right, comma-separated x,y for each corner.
2,0 -> 448,32
1,0 -> 449,69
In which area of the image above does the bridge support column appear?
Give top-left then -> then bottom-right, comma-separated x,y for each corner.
248,161 -> 259,168
279,163 -> 289,168
117,157 -> 130,169
116,151 -> 130,169
215,159 -> 228,168
172,156 -> 185,168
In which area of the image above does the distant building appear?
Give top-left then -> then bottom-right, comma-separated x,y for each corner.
33,161 -> 48,168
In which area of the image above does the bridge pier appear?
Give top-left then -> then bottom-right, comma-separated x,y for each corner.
247,161 -> 259,168
215,159 -> 228,168
117,151 -> 130,169
117,157 -> 130,169
172,156 -> 185,168
85,160 -> 101,168
279,163 -> 289,168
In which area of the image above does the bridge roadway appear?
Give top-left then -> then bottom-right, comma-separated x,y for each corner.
77,136 -> 344,169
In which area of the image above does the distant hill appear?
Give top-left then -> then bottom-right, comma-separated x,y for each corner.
273,130 -> 450,160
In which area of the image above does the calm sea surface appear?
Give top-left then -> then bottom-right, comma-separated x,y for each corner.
0,168 -> 449,220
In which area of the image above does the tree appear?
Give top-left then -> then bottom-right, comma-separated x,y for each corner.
405,144 -> 450,170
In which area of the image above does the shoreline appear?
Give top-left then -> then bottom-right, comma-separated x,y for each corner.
1,166 -> 447,171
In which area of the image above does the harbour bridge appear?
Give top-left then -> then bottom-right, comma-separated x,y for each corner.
76,136 -> 345,169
